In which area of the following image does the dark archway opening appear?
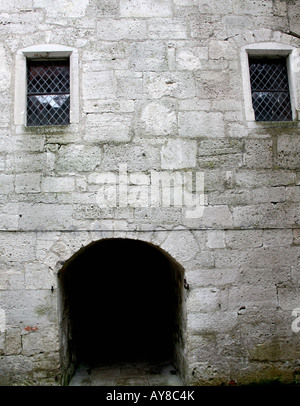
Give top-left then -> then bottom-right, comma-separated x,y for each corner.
58,239 -> 185,384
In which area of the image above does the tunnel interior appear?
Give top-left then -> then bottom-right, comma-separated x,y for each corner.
58,238 -> 185,383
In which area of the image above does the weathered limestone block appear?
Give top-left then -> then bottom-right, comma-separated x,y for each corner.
83,99 -> 135,114
15,173 -> 41,193
293,229 -> 300,245
276,135 -> 300,169
186,267 -> 238,287
276,282 -> 300,311
161,139 -> 197,169
243,139 -> 273,169
0,212 -> 19,231
0,45 -> 11,92
263,229 -> 293,247
235,169 -> 296,188
33,0 -> 89,18
4,327 -> 21,355
234,0 -> 273,16
0,263 -> 24,290
199,138 -> 243,157
286,186 -> 300,202
100,143 -> 160,171
0,232 -> 36,262
120,0 -> 173,17
0,10 -> 43,34
97,18 -> 147,41
129,41 -> 168,71
55,145 -> 102,173
184,205 -> 233,229
22,325 -> 59,357
288,2 -> 300,34
248,338 -> 300,362
208,188 -> 252,206
187,334 -> 218,365
17,134 -> 45,153
188,311 -> 238,334
144,72 -> 196,99
49,27 -> 96,48
189,15 -> 225,39
41,177 -> 75,193
84,113 -> 132,142
198,0 -> 233,14
134,207 -> 183,227
205,230 -> 226,249
184,251 -> 215,271
217,246 -> 299,271
227,285 -> 278,311
115,70 -> 144,99
0,174 -> 14,194
176,47 -> 208,70
195,70 -> 240,100
149,18 -> 188,39
209,39 -> 237,60
161,229 -> 199,263
18,203 -> 73,230
6,152 -> 46,173
0,352 -> 59,385
232,203 -> 300,229
48,232 -> 91,264
86,0 -> 119,17
187,287 -> 222,313
228,123 -> 248,138
225,230 -> 263,249
187,361 -> 229,386
179,111 -> 225,138
224,15 -> 253,37
0,93 -> 11,127
82,71 -> 116,100
25,263 -> 55,290
173,0 -> 196,6
139,102 -> 177,136
0,332 -> 4,354
1,289 -> 57,326
0,0 -> 31,12
178,98 -> 211,111
83,44 -> 128,71
90,219 -> 129,232
251,186 -> 286,204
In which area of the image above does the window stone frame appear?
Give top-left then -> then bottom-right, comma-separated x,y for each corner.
240,42 -> 300,122
14,44 -> 79,128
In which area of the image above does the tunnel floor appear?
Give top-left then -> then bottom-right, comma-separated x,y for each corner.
68,360 -> 183,386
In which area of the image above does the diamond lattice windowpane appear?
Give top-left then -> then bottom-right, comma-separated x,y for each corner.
249,58 -> 292,121
27,60 -> 70,126
27,95 -> 70,126
252,92 -> 292,122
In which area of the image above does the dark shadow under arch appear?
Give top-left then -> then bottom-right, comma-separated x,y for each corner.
58,238 -> 186,385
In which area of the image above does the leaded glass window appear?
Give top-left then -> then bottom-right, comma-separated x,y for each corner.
27,60 -> 70,126
249,57 -> 292,121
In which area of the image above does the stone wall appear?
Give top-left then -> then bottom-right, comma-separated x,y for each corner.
0,0 -> 300,385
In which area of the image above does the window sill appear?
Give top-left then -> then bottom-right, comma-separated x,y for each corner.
246,120 -> 300,130
14,123 -> 79,134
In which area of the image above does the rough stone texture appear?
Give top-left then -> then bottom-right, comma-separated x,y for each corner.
0,0 -> 300,387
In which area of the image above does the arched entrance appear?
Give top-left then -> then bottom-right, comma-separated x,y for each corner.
58,238 -> 186,385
